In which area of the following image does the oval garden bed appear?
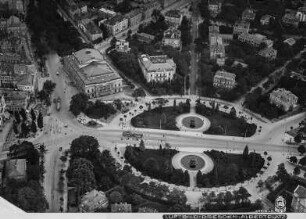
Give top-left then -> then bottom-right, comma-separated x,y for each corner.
124,146 -> 265,188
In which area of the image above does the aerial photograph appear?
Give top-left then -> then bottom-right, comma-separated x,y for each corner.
0,0 -> 306,217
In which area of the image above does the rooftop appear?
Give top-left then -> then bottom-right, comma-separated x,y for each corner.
165,10 -> 181,18
163,27 -> 181,39
5,159 -> 27,180
294,185 -> 306,199
73,48 -> 104,66
85,21 -> 102,35
139,54 -> 176,72
271,88 -> 298,99
104,14 -> 127,26
125,9 -> 142,18
215,70 -> 236,80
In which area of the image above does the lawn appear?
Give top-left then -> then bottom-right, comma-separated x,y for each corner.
196,103 -> 257,137
131,104 -> 190,130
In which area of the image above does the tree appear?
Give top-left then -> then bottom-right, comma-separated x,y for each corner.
109,191 -> 123,204
31,120 -> 37,133
42,80 -> 56,94
17,186 -> 48,212
300,156 -> 306,166
113,99 -> 122,111
293,167 -> 301,175
294,133 -> 303,143
139,139 -> 145,151
132,88 -> 146,98
70,135 -> 100,160
14,111 -> 21,123
298,145 -> 306,155
230,107 -> 236,119
30,109 -> 36,121
21,122 -> 29,138
70,93 -> 89,116
243,145 -> 249,160
173,99 -> 177,108
37,112 -> 43,129
168,188 -> 187,205
224,191 -> 233,204
290,156 -> 298,164
110,37 -> 117,48
13,120 -> 19,134
276,163 -> 290,182
20,108 -> 27,121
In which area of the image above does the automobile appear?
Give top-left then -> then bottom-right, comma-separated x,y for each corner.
59,147 -> 62,151
56,71 -> 59,75
64,124 -> 68,128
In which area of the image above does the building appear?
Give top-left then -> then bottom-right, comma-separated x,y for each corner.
258,47 -> 278,60
141,1 -> 161,20
5,159 -> 27,181
79,20 -> 103,42
0,63 -> 15,88
125,9 -> 143,28
210,34 -> 225,61
104,15 -> 128,36
242,8 -> 256,21
238,33 -> 268,47
111,202 -> 132,213
79,190 -> 109,212
3,91 -> 29,111
6,15 -> 26,36
138,54 -> 176,83
63,48 -> 123,98
269,88 -> 298,111
208,0 -> 222,17
99,8 -> 117,19
296,7 -> 306,22
284,38 -> 296,46
136,32 -> 155,43
0,53 -> 23,64
164,10 -> 182,27
213,70 -> 236,89
162,27 -> 181,50
115,40 -> 130,53
282,12 -> 299,27
233,20 -> 250,35
291,185 -> 306,212
159,0 -> 176,8
260,15 -> 274,25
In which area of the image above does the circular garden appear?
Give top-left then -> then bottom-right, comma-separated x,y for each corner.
180,155 -> 205,171
182,116 -> 204,129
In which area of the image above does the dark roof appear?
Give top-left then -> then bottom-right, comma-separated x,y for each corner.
294,185 -> 306,199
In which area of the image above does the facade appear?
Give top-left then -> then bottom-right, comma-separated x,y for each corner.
260,15 -> 274,25
136,32 -> 155,43
162,27 -> 181,50
238,33 -> 267,47
111,203 -> 132,213
138,54 -> 176,83
5,159 -> 27,180
104,15 -> 128,36
233,20 -> 250,35
63,48 -> 123,98
164,10 -> 182,27
291,185 -> 306,212
80,190 -> 109,212
269,88 -> 298,111
258,47 -> 278,60
213,70 -> 236,89
208,0 -> 222,17
115,40 -> 130,53
125,9 -> 143,28
3,91 -> 29,111
242,8 -> 256,21
282,12 -> 299,27
296,7 -> 306,22
0,63 -> 15,88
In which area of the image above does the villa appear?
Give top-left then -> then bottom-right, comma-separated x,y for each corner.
213,70 -> 236,89
269,88 -> 298,111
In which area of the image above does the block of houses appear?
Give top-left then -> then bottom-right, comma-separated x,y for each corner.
284,38 -> 296,46
213,70 -> 236,89
79,190 -> 109,212
269,88 -> 298,111
291,185 -> 306,212
208,0 -> 222,17
62,48 -> 123,98
111,202 -> 132,212
115,40 -> 130,53
5,159 -> 27,181
296,6 -> 306,22
260,15 -> 274,25
258,47 -> 278,60
162,27 -> 181,50
125,9 -> 143,28
136,32 -> 155,43
238,33 -> 268,47
282,12 -> 299,27
233,20 -> 250,35
164,10 -> 182,27
242,8 -> 256,21
104,15 -> 128,36
138,54 -> 176,83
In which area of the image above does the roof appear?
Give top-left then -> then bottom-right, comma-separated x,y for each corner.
80,190 -> 108,211
239,33 -> 267,41
73,48 -> 104,66
104,14 -> 127,26
234,20 -> 250,28
284,38 -> 296,46
294,185 -> 306,199
270,88 -> 298,99
139,54 -> 176,72
125,9 -> 142,18
0,62 -> 14,75
165,10 -> 181,18
242,8 -> 256,19
5,159 -> 27,180
258,47 -> 277,57
15,73 -> 33,86
215,70 -> 236,80
85,21 -> 102,35
4,91 -> 28,101
163,27 -> 181,39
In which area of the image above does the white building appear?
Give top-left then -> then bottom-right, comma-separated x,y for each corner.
296,7 -> 306,22
104,15 -> 128,36
138,54 -> 176,83
80,190 -> 109,212
269,88 -> 298,111
162,27 -> 181,50
213,70 -> 236,89
291,185 -> 306,212
115,40 -> 130,53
